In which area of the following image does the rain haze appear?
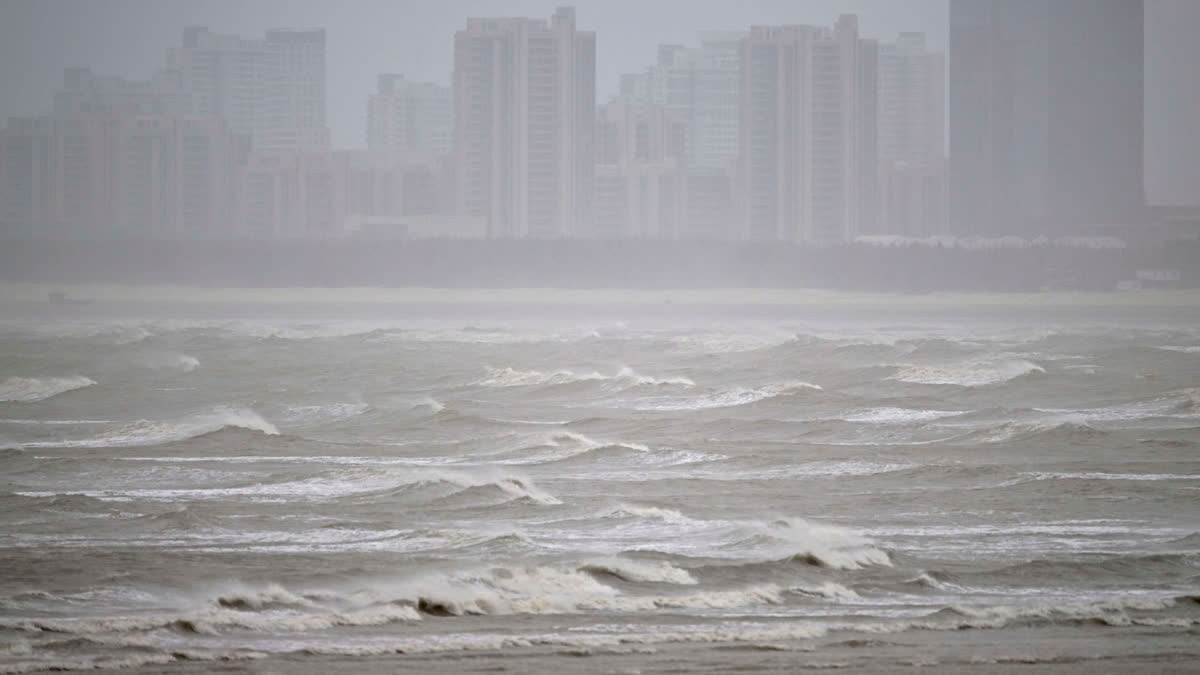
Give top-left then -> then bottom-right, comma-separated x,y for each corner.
1,1 -> 1199,674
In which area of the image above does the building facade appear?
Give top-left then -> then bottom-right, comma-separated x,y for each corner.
367,74 -> 452,154
169,27 -> 329,152
876,32 -> 946,236
949,0 -> 1144,236
0,112 -> 240,237
624,32 -> 743,170
453,7 -> 595,238
737,16 -> 877,242
592,100 -> 686,238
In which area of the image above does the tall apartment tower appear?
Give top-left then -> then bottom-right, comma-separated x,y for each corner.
453,7 -> 595,238
738,16 -> 877,242
876,33 -> 946,236
266,29 -> 328,149
950,0 -> 1144,236
169,27 -> 329,151
0,113 -> 239,237
53,67 -> 192,117
878,34 -> 944,169
627,32 -> 743,169
367,74 -> 452,154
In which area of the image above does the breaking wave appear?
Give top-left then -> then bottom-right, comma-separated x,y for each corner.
139,352 -> 200,372
0,376 -> 96,402
580,558 -> 698,585
23,408 -> 278,448
476,366 -> 693,389
602,503 -> 690,522
890,358 -> 1045,386
638,381 -> 822,411
493,431 -> 652,465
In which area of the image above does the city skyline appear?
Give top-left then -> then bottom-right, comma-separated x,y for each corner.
1,1 -> 1194,206
1,1 -> 1195,244
1,1 -> 947,148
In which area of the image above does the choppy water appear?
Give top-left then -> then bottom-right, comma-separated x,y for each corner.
1,298 -> 1199,673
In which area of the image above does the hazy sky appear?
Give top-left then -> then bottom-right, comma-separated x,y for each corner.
0,0 -> 1195,204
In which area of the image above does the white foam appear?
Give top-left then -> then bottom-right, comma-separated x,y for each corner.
384,566 -> 785,616
476,366 -> 607,387
748,517 -> 891,570
410,397 -> 445,413
21,407 -> 279,448
890,358 -> 1044,386
639,381 -> 822,411
1019,471 -> 1198,482
17,467 -> 560,505
140,352 -> 200,372
279,402 -> 370,426
476,365 -> 693,389
579,558 -> 698,585
0,376 -> 96,402
604,503 -> 690,522
497,431 -> 651,464
842,407 -> 967,424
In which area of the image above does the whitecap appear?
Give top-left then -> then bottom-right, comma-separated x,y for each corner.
20,407 -> 277,448
0,376 -> 96,403
889,358 -> 1044,386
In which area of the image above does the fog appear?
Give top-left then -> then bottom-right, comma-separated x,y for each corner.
2,4 -> 1200,673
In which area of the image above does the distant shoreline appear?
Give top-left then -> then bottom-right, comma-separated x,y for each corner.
4,282 -> 1200,309
2,237 -> 1195,295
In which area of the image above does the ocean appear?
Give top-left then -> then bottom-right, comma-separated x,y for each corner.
1,290 -> 1198,673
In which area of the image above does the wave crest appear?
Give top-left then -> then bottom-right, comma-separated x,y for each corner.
0,375 -> 96,402
476,366 -> 693,389
890,358 -> 1045,387
580,559 -> 698,585
29,408 -> 279,448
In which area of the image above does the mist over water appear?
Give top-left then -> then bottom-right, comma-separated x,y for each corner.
0,294 -> 1198,672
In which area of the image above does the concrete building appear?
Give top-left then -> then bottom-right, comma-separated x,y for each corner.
738,16 -> 878,242
949,0 -> 1145,236
0,112 -> 240,238
367,74 -> 452,154
169,27 -> 329,152
53,67 -> 192,117
268,29 -> 327,142
624,32 -> 744,169
876,33 -> 946,236
878,33 -> 944,169
238,149 -> 460,239
592,101 -> 686,238
878,160 -> 947,237
453,7 -> 595,238
110,115 -> 241,237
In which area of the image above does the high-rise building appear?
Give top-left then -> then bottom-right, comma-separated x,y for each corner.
169,27 -> 329,152
0,112 -> 240,237
453,7 -> 595,238
876,33 -> 946,236
738,16 -> 877,242
53,67 -> 192,117
878,34 -> 944,170
949,0 -> 1144,236
109,115 -> 241,237
268,29 -> 327,139
367,75 -> 452,154
625,32 -> 744,169
592,100 -> 686,238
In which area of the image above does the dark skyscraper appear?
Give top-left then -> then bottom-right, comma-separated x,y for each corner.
950,0 -> 1144,236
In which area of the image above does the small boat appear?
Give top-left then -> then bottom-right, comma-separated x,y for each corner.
48,292 -> 94,306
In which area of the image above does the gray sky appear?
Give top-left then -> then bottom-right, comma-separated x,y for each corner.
0,0 -> 1195,204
